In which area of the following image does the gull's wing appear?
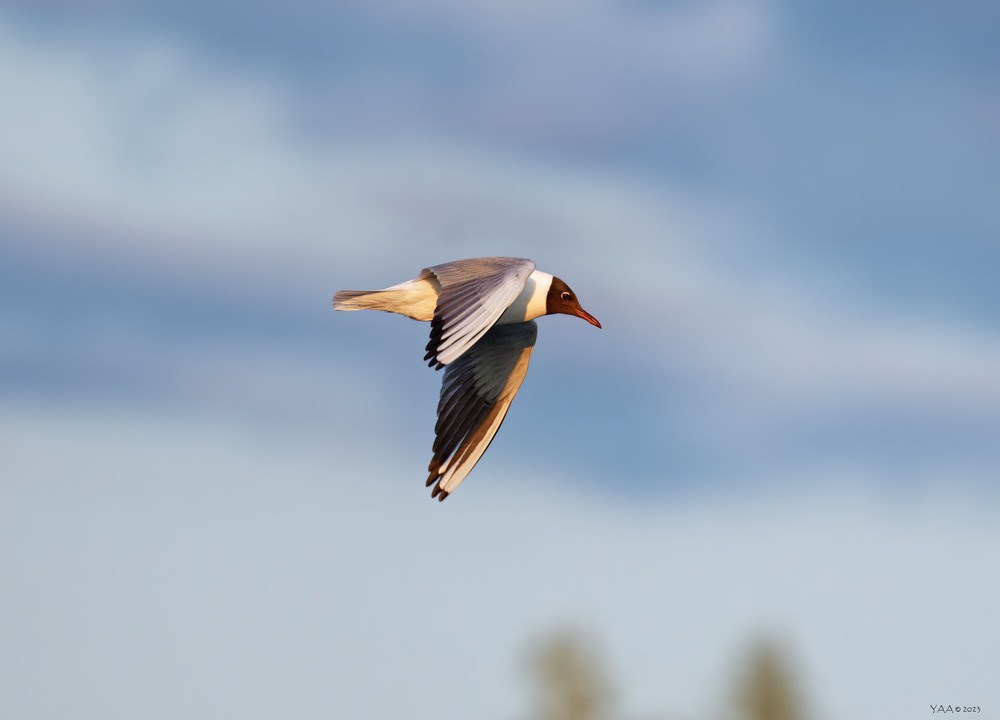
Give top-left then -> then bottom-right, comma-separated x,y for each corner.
423,257 -> 535,368
426,320 -> 538,500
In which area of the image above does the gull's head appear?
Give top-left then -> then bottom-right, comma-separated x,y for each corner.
546,277 -> 601,328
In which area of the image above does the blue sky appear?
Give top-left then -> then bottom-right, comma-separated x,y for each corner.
2,2 -> 999,718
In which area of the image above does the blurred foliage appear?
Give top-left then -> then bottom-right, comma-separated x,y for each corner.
525,629 -> 614,720
728,638 -> 806,720
521,630 -> 808,720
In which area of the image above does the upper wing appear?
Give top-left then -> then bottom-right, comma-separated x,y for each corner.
426,320 -> 538,500
423,257 -> 535,368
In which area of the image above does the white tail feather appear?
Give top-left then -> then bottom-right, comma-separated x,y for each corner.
332,277 -> 437,321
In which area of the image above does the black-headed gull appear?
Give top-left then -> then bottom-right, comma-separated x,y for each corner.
334,257 -> 601,501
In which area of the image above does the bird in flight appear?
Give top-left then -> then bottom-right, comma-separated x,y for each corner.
334,257 -> 601,501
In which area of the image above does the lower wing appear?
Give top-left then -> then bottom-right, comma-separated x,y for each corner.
426,321 -> 538,500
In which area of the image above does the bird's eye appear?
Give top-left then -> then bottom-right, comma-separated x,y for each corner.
561,291 -> 571,300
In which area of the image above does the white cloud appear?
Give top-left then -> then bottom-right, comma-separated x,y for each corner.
0,18 -> 308,244
379,0 -> 776,76
2,7 -> 998,483
0,0 -> 776,257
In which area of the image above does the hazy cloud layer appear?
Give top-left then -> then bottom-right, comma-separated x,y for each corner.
2,4 -> 998,718
2,413 -> 997,719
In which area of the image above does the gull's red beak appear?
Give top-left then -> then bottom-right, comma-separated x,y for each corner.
574,306 -> 602,329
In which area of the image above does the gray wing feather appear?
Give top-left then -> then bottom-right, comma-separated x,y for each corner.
423,257 -> 535,367
426,320 -> 538,500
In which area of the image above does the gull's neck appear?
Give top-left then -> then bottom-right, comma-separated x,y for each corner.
498,270 -> 553,324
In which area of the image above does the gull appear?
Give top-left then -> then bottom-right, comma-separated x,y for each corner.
333,257 -> 601,500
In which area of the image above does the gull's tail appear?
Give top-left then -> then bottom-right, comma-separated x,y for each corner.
332,275 -> 437,321
333,289 -> 392,311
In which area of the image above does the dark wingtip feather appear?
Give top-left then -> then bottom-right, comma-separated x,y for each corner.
424,311 -> 446,367
423,346 -> 446,369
